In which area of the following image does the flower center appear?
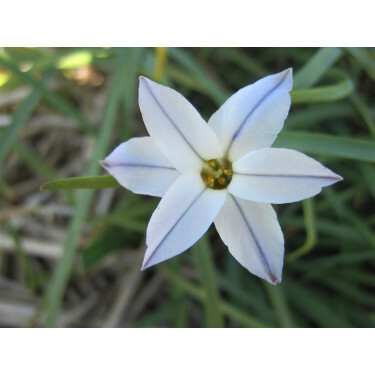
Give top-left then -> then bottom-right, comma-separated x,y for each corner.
201,158 -> 233,190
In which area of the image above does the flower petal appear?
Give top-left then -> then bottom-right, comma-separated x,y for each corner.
208,69 -> 293,162
142,172 -> 227,269
215,195 -> 284,285
101,137 -> 180,197
139,77 -> 223,172
229,148 -> 343,203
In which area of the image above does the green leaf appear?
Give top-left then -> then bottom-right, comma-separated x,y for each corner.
14,141 -> 75,205
285,279 -> 351,327
285,103 -> 355,130
0,55 -> 95,135
44,49 -> 129,327
0,71 -> 53,166
161,264 -> 268,328
218,48 -> 270,77
344,47 -> 375,81
41,175 -> 120,191
192,235 -> 224,328
80,230 -> 129,271
293,47 -> 343,89
121,48 -> 143,140
263,282 -> 296,328
274,131 -> 375,163
291,76 -> 354,103
287,199 -> 317,261
168,47 -> 228,105
350,93 -> 375,138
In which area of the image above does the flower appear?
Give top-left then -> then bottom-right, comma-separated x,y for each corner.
101,69 -> 342,285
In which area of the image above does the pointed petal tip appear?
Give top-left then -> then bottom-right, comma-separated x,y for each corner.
278,67 -> 293,80
99,160 -> 108,168
282,67 -> 293,90
141,256 -> 152,271
139,76 -> 150,85
269,273 -> 281,285
329,171 -> 343,182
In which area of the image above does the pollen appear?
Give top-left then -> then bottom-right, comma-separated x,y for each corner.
201,158 -> 233,190
218,177 -> 226,185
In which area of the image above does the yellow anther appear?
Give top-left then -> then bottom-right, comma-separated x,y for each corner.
201,158 -> 233,190
218,177 -> 226,185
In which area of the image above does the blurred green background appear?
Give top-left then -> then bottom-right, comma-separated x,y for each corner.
0,47 -> 374,328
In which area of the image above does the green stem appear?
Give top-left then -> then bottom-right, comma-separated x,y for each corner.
192,235 -> 224,328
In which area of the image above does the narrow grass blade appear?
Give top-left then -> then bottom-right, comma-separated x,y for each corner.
350,93 -> 375,138
360,163 -> 375,198
14,142 -> 74,204
285,103 -> 355,130
291,76 -> 354,104
192,235 -> 224,328
285,279 -> 351,327
323,189 -> 375,248
168,47 -> 228,105
287,199 -> 317,261
161,264 -> 268,328
120,48 -> 143,140
218,48 -> 270,77
0,56 -> 95,135
274,131 -> 375,163
263,282 -> 295,327
154,47 -> 167,81
44,49 -> 128,327
293,48 -> 343,89
41,175 -> 120,191
0,72 -> 53,166
344,47 -> 375,81
14,142 -> 57,181
168,258 -> 188,328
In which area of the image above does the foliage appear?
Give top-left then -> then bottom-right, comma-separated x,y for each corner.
0,47 -> 374,327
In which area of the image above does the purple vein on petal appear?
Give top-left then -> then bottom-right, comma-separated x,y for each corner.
101,160 -> 176,170
231,195 -> 279,285
140,77 -> 203,161
142,188 -> 207,270
234,172 -> 343,180
226,69 -> 291,156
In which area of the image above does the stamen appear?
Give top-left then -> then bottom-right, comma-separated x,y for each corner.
201,158 -> 233,190
218,177 -> 226,185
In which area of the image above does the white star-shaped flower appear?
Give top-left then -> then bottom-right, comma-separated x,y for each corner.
101,69 -> 342,285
